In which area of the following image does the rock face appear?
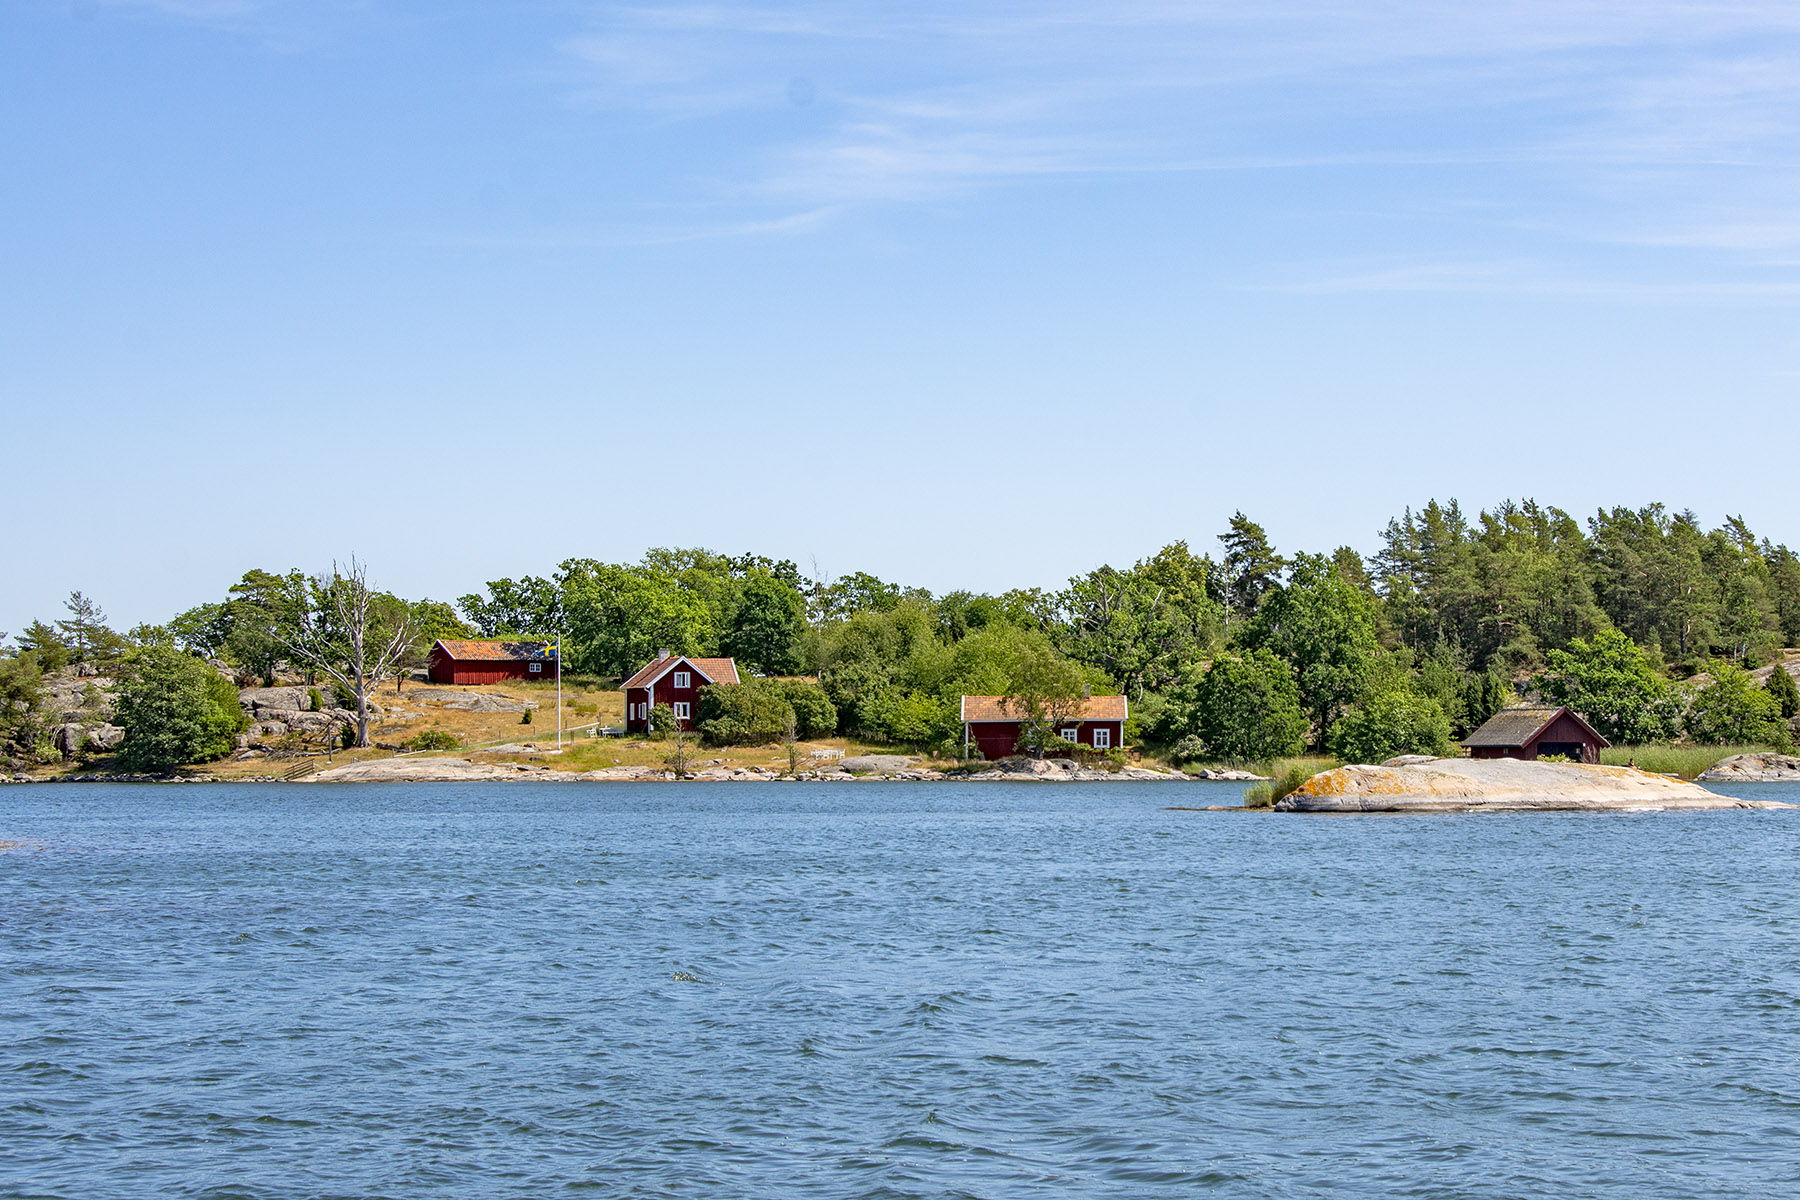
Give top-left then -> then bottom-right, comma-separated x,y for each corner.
839,754 -> 917,773
1699,753 -> 1800,783
1275,757 -> 1789,813
423,692 -> 536,713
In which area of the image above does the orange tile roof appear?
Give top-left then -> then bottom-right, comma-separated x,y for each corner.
960,695 -> 1127,722
433,639 -> 551,662
621,654 -> 740,690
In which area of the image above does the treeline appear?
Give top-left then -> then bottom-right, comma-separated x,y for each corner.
4,500 -> 1799,768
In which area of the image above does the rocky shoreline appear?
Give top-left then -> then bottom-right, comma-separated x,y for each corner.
1276,757 -> 1793,813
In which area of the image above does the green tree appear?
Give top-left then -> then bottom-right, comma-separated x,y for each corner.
696,678 -> 795,746
58,592 -> 127,665
1242,553 -> 1380,747
168,602 -> 231,658
776,679 -> 837,739
16,621 -> 71,672
1535,627 -> 1677,744
1187,650 -> 1308,762
1329,690 -> 1453,764
1218,512 -> 1285,630
115,646 -> 247,772
1766,664 -> 1800,720
0,652 -> 50,763
1686,661 -> 1791,747
223,569 -> 309,685
725,569 -> 805,675
1000,644 -> 1093,758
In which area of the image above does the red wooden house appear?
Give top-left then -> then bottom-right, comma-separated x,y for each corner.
1461,705 -> 1608,764
428,639 -> 555,685
960,694 -> 1127,760
621,651 -> 741,733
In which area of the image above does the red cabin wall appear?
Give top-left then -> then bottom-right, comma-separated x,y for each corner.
623,661 -> 714,732
1471,714 -> 1602,763
429,648 -> 541,686
967,720 -> 1123,760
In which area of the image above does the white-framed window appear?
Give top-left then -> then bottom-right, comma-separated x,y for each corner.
1092,728 -> 1111,749
673,702 -> 690,720
673,671 -> 690,689
1059,727 -> 1079,742
529,662 -> 542,673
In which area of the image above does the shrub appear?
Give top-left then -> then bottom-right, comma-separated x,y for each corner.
697,678 -> 794,747
520,708 -> 533,725
1328,690 -> 1453,764
776,679 -> 838,739
404,729 -> 460,751
1687,661 -> 1792,749
307,687 -> 323,712
1767,666 -> 1800,720
1170,734 -> 1208,765
115,647 -> 248,772
1192,650 -> 1309,762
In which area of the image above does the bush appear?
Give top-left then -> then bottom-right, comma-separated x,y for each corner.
1767,666 -> 1800,720
115,647 -> 248,772
1193,650 -> 1310,761
1170,734 -> 1208,765
1687,661 -> 1793,749
776,679 -> 838,739
1328,690 -> 1453,764
307,687 -> 323,712
404,729 -> 460,751
697,678 -> 794,747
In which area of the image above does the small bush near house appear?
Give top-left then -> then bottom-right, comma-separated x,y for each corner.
697,678 -> 794,747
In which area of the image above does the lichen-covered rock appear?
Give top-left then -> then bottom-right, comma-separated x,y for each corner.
1698,753 -> 1800,783
1276,757 -> 1786,813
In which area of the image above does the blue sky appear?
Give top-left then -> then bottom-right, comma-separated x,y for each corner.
5,1 -> 1800,633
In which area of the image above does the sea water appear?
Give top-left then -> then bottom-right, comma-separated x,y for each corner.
4,780 -> 1799,1199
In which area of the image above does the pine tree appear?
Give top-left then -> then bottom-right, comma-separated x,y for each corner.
1767,663 -> 1800,721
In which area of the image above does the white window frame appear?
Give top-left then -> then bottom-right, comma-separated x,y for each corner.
673,702 -> 690,720
673,671 -> 691,689
1092,728 -> 1111,749
529,662 -> 542,673
1059,727 -> 1079,743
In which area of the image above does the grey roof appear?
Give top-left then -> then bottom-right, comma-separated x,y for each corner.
1463,706 -> 1576,748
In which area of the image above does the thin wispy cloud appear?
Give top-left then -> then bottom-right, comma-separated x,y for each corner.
555,0 -> 1800,270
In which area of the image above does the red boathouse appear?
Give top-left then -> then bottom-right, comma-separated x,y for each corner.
960,694 -> 1127,760
427,639 -> 556,685
621,651 -> 740,733
1461,705 -> 1608,764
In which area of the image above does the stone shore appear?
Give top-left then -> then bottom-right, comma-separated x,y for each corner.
1276,757 -> 1793,813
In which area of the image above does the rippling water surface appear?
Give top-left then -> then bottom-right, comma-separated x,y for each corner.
5,780 -> 1800,1198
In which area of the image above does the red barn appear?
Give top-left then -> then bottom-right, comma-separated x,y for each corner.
621,651 -> 740,733
960,694 -> 1127,760
428,639 -> 555,685
1462,705 -> 1609,764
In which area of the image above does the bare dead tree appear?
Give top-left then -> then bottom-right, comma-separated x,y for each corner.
278,557 -> 416,749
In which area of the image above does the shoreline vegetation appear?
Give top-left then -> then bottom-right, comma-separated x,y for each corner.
4,501 -> 1799,791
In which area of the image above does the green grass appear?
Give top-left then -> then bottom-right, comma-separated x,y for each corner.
1601,743 -> 1781,780
1242,757 -> 1341,808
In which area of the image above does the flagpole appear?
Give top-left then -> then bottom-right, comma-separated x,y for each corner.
555,626 -> 563,751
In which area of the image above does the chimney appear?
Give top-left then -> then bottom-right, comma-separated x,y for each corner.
657,648 -> 672,661
1083,684 -> 1091,698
